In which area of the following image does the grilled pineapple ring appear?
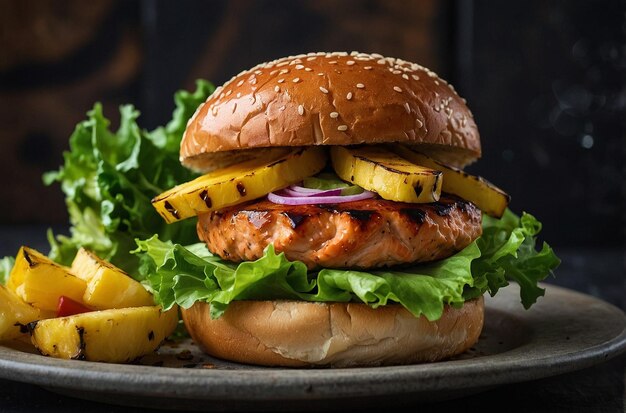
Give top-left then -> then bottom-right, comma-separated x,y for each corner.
331,146 -> 442,203
152,146 -> 327,223
29,306 -> 178,363
392,145 -> 510,218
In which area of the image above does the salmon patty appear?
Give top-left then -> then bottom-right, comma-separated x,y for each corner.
197,195 -> 482,269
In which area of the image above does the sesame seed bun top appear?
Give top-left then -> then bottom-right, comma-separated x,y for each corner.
181,51 -> 481,172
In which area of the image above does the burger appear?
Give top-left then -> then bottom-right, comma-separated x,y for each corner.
143,51 -> 558,367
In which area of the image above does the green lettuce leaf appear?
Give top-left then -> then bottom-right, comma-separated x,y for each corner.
133,209 -> 560,320
0,256 -> 14,285
302,172 -> 351,189
134,237 -> 480,320
43,80 -> 214,275
475,209 -> 561,308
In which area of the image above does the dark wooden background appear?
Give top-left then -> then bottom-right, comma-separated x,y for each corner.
0,0 -> 624,250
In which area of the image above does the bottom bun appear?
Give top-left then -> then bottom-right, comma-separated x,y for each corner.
181,297 -> 484,367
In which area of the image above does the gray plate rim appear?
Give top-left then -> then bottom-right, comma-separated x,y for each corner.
0,283 -> 624,401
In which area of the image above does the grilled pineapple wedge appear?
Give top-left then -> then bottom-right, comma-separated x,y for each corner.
29,306 -> 178,362
153,147 -> 327,223
71,248 -> 154,309
0,285 -> 52,341
392,146 -> 510,217
330,146 -> 442,203
7,247 -> 87,312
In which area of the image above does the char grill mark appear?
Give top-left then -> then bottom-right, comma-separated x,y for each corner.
400,208 -> 426,224
282,212 -> 307,229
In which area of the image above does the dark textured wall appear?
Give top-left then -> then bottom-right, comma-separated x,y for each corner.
0,0 -> 623,248
464,0 -> 625,248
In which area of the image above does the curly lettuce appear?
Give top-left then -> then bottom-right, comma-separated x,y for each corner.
42,80 -> 214,276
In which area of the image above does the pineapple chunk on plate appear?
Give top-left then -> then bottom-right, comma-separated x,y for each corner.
29,306 -> 178,363
71,248 -> 154,309
0,285 -> 52,341
7,247 -> 87,312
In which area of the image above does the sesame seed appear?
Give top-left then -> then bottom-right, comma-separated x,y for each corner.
274,86 -> 280,92
329,61 -> 337,65
305,67 -> 313,71
255,70 -> 262,75
434,80 -> 440,85
226,90 -> 232,96
356,83 -> 365,89
404,103 -> 411,113
279,69 -> 289,74
250,78 -> 257,85
393,70 -> 402,75
346,92 -> 353,100
393,86 -> 403,93
278,78 -> 285,83
416,119 -> 424,128
338,125 -> 348,131
237,80 -> 244,86
306,56 -> 317,61
364,66 -> 372,70
236,92 -> 241,98
412,74 -> 420,80
298,105 -> 304,115
296,64 -> 304,69
219,92 -> 225,99
377,59 -> 386,64
293,77 -> 301,83
319,86 -> 329,94
347,60 -> 355,65
402,74 -> 409,80
330,112 -> 339,118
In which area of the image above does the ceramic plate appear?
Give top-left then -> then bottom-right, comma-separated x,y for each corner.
0,283 -> 624,411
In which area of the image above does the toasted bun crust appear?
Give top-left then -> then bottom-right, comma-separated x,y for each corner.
181,52 -> 481,172
181,297 -> 484,367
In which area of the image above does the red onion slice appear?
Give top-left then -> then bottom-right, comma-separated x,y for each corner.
268,190 -> 376,205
